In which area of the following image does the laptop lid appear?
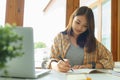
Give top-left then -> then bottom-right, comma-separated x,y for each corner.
0,27 -> 50,78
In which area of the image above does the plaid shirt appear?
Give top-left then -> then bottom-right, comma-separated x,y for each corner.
47,32 -> 114,69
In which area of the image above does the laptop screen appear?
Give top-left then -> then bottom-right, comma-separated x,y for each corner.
0,27 -> 37,78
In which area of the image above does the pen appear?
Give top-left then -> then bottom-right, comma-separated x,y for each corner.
58,55 -> 74,72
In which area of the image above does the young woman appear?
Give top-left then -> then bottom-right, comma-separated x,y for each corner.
47,6 -> 114,72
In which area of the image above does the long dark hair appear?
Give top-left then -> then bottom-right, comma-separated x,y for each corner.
65,6 -> 96,53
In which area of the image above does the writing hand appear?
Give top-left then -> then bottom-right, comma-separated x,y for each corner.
56,59 -> 71,72
58,56 -> 74,72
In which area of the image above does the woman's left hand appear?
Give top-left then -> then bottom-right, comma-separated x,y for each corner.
72,64 -> 92,69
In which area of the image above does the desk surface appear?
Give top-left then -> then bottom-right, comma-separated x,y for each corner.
0,70 -> 120,80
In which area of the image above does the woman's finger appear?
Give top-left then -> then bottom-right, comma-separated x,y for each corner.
57,60 -> 70,72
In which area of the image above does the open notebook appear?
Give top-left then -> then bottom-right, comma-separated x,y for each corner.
0,27 -> 50,79
67,69 -> 110,74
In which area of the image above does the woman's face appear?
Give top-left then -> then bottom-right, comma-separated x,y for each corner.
72,15 -> 88,37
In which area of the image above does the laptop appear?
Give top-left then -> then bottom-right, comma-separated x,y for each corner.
0,27 -> 50,78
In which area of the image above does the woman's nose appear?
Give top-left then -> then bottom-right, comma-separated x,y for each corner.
78,25 -> 83,30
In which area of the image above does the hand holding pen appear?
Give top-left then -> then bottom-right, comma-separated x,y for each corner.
58,55 -> 74,72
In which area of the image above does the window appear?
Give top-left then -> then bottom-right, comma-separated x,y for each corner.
24,0 -> 66,68
80,0 -> 111,51
80,0 -> 97,6
102,1 -> 111,50
0,0 -> 6,26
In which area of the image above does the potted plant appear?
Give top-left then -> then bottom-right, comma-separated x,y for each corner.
0,24 -> 23,74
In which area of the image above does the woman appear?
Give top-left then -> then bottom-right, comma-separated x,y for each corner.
47,6 -> 114,72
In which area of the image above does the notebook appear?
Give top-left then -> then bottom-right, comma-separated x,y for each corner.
0,27 -> 50,79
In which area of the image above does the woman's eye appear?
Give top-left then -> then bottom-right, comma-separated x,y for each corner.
82,25 -> 88,28
75,21 -> 80,24
84,25 -> 88,27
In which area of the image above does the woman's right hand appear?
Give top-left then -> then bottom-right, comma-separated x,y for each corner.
51,59 -> 71,73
